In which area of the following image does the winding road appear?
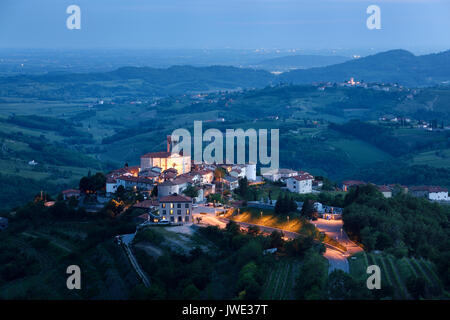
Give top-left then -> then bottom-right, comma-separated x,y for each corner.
193,206 -> 362,274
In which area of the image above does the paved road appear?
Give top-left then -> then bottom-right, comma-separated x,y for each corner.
324,248 -> 349,274
313,218 -> 363,255
192,213 -> 357,274
216,217 -> 351,273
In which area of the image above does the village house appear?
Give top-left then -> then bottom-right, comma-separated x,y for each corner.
377,185 -> 392,198
162,168 -> 178,180
229,167 -> 245,179
157,175 -> 194,199
61,189 -> 80,200
342,180 -> 366,192
218,163 -> 256,181
196,169 -> 214,184
262,168 -> 298,182
286,172 -> 314,194
409,186 -> 449,201
222,175 -> 239,191
159,194 -> 193,223
110,165 -> 140,177
312,179 -> 324,190
138,168 -> 161,180
202,183 -> 216,198
106,177 -> 118,194
140,151 -> 191,174
115,176 -> 155,192
133,198 -> 159,212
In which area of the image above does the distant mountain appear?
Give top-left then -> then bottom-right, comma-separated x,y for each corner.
251,54 -> 350,71
279,49 -> 450,86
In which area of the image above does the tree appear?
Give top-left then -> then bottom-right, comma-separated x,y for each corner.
79,172 -> 106,194
294,251 -> 327,299
183,185 -> 199,198
150,185 -> 158,197
236,177 -> 249,198
406,276 -> 427,299
236,262 -> 262,300
269,231 -> 284,249
225,220 -> 240,236
286,236 -> 314,257
182,283 -> 200,300
214,167 -> 225,181
247,225 -> 260,236
301,199 -> 316,219
327,270 -> 371,299
275,193 -> 297,215
274,194 -> 285,215
115,185 -> 126,200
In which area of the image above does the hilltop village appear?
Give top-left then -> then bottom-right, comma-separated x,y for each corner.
45,135 -> 448,228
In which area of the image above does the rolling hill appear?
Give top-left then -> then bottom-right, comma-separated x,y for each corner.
1,49 -> 449,100
0,65 -> 275,97
279,49 -> 450,86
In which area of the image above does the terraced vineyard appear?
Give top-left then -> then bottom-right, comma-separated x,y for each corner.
261,259 -> 301,300
348,252 -> 444,299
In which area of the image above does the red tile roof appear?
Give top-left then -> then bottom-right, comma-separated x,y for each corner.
377,185 -> 391,192
141,151 -> 171,158
159,194 -> 192,203
116,176 -> 154,184
342,180 -> 366,186
133,199 -> 159,208
410,186 -> 448,193
293,173 -> 314,181
62,189 -> 80,195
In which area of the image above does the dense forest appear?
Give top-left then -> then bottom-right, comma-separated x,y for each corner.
343,184 -> 450,291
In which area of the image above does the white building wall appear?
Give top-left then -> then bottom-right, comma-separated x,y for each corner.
287,178 -> 313,194
106,182 -> 117,194
429,192 -> 449,201
158,184 -> 179,198
159,202 -> 193,223
245,163 -> 256,181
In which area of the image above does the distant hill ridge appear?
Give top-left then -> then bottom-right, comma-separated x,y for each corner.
279,49 -> 450,86
1,49 -> 449,89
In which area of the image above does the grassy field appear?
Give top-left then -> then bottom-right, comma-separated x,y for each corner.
227,207 -> 308,234
410,149 -> 450,168
327,138 -> 392,166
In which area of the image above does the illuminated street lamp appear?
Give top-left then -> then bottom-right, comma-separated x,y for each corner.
260,211 -> 263,218
287,215 -> 290,222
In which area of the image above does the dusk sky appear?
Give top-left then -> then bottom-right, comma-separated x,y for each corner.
1,0 -> 449,52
